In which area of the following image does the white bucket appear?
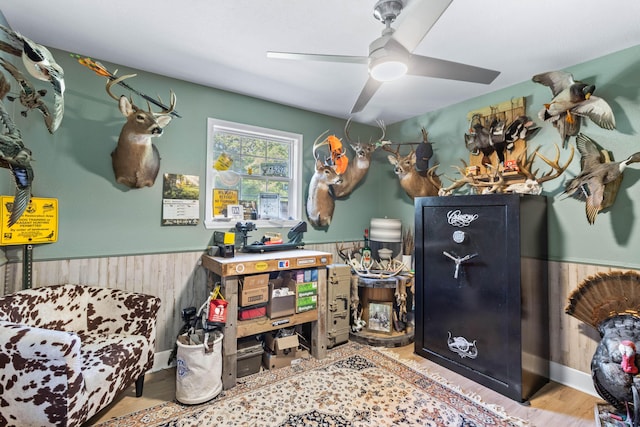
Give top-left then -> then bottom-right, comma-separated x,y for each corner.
175,330 -> 223,405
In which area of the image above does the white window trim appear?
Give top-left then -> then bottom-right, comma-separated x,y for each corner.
204,118 -> 303,230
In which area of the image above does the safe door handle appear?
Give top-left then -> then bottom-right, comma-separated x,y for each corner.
443,251 -> 478,279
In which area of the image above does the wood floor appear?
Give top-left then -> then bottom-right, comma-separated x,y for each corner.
87,344 -> 601,426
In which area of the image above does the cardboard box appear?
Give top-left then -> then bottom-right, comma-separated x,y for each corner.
268,282 -> 295,318
240,287 -> 268,306
240,274 -> 269,306
296,294 -> 317,313
243,273 -> 270,289
264,333 -> 299,355
262,333 -> 305,370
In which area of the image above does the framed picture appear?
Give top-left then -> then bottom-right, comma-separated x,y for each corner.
259,192 -> 280,219
367,301 -> 393,334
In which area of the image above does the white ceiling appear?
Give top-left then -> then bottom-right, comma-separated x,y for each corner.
2,0 -> 640,126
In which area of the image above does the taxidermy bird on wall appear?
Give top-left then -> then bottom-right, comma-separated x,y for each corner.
0,24 -> 65,133
532,71 -> 615,147
566,271 -> 640,426
563,133 -> 640,224
0,72 -> 34,227
0,58 -> 56,133
503,115 -> 540,151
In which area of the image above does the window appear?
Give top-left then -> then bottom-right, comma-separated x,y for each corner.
205,118 -> 303,229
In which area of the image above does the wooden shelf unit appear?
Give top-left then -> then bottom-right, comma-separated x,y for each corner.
201,249 -> 332,389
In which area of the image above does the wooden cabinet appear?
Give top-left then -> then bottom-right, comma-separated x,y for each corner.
414,194 -> 549,402
201,249 -> 332,389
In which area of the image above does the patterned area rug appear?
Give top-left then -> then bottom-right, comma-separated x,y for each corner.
96,342 -> 528,427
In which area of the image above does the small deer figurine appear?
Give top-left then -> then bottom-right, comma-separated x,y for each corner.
106,74 -> 176,188
306,132 -> 343,227
330,118 -> 385,199
384,134 -> 441,199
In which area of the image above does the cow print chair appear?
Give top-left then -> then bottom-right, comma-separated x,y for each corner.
0,284 -> 161,426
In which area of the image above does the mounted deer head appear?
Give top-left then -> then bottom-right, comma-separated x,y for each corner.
106,74 -> 176,188
330,118 -> 385,199
306,132 -> 343,227
384,143 -> 441,199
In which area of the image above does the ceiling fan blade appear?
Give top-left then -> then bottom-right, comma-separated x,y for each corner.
267,51 -> 368,64
407,55 -> 500,84
351,77 -> 383,113
392,0 -> 453,52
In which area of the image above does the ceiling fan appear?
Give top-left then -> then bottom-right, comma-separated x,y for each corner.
267,0 -> 500,114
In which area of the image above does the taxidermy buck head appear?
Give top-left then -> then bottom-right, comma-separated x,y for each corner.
330,118 -> 385,199
384,137 -> 441,199
306,132 -> 343,228
106,74 -> 176,188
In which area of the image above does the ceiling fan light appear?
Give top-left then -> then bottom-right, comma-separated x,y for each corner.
370,60 -> 407,81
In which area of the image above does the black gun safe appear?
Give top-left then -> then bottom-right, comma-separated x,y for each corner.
414,194 -> 549,402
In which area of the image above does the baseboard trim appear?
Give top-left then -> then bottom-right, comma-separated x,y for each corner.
151,349 -> 175,373
550,360 -> 598,397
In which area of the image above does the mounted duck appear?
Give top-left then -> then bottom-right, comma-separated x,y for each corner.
563,133 -> 640,224
533,71 -> 615,147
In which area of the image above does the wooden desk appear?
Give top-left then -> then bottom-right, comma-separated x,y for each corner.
201,249 -> 332,389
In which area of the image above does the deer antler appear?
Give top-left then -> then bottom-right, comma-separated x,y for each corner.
312,130 -> 330,161
516,144 -> 574,184
151,91 -> 177,116
105,73 -> 137,101
534,144 -> 575,184
381,143 -> 401,157
344,118 -> 386,146
106,74 -> 176,115
468,169 -> 506,194
375,119 -> 386,145
426,165 -> 443,192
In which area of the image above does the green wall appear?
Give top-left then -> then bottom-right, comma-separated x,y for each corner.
4,35 -> 640,269
0,47 -> 383,260
385,44 -> 640,269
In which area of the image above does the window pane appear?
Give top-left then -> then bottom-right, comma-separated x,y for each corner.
206,118 -> 302,229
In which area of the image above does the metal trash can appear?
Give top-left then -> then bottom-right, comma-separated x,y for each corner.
175,329 -> 223,404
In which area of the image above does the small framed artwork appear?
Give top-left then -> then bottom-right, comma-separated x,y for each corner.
367,301 -> 393,334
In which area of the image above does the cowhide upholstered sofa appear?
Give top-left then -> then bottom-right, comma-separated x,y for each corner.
0,284 -> 161,427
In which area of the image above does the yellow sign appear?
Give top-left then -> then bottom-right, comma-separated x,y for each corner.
0,197 -> 58,245
212,189 -> 238,216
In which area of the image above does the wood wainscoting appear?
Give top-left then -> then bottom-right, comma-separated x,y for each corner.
0,244 -> 631,384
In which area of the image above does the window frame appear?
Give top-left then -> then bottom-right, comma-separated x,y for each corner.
204,118 -> 303,230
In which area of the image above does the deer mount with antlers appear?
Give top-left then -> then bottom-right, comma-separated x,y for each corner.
330,118 -> 386,199
383,129 -> 441,200
106,74 -> 177,189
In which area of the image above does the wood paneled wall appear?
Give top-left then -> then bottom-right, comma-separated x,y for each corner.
0,245 -> 624,376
